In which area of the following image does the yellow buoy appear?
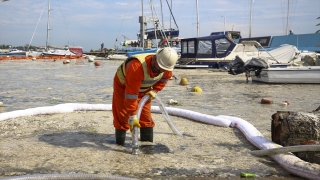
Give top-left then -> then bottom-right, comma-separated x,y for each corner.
179,77 -> 189,85
191,86 -> 202,92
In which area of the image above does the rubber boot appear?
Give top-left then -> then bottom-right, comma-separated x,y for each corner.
115,129 -> 126,145
140,127 -> 153,142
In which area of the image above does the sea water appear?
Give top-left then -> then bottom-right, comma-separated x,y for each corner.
0,59 -> 319,135
0,60 -> 116,113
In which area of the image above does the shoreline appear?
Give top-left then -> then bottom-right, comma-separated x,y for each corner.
1,60 -> 318,179
0,108 -> 303,179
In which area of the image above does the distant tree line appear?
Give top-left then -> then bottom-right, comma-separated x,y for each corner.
0,44 -> 41,51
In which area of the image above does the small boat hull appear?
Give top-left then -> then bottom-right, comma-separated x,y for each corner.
0,51 -> 26,58
175,58 -> 231,69
250,66 -> 320,84
108,54 -> 127,60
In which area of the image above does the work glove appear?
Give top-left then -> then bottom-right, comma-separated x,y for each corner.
146,90 -> 157,100
128,115 -> 141,132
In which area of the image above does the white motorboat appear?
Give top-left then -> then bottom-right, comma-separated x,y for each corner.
249,65 -> 320,84
226,41 -> 320,84
0,49 -> 26,58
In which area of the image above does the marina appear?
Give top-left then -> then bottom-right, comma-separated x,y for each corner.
1,0 -> 320,179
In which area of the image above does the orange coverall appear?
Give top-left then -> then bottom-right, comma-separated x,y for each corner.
112,55 -> 172,131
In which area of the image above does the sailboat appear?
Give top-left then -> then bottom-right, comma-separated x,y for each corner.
28,0 -> 83,59
137,0 -> 179,49
125,0 -> 180,58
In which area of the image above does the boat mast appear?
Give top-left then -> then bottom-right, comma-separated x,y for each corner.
140,0 -> 145,48
160,0 -> 164,30
169,0 -> 172,30
45,0 -> 51,51
196,0 -> 199,37
249,0 -> 253,38
286,0 -> 290,35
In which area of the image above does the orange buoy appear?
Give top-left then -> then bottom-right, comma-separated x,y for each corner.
94,61 -> 100,66
261,98 -> 273,104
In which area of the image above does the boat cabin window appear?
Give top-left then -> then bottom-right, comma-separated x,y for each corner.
197,40 -> 212,54
215,38 -> 231,55
188,41 -> 195,54
181,41 -> 188,54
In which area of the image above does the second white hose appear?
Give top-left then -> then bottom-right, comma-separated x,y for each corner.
137,95 -> 182,136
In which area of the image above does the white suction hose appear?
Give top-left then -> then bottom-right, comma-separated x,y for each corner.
132,95 -> 183,155
137,95 -> 182,136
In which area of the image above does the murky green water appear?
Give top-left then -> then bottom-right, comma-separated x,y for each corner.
1,59 -> 318,179
1,59 -> 319,133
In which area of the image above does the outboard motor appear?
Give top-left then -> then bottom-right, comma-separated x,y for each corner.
242,57 -> 269,77
225,56 -> 270,76
224,55 -> 246,75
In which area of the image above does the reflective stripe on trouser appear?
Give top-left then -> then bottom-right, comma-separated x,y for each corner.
112,76 -> 155,131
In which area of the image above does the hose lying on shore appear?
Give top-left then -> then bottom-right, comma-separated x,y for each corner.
0,173 -> 137,180
0,103 -> 320,180
250,144 -> 320,157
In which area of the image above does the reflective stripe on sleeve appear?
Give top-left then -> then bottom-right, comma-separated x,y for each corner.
160,78 -> 168,83
125,94 -> 138,99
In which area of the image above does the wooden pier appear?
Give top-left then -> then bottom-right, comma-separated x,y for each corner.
83,49 -> 109,57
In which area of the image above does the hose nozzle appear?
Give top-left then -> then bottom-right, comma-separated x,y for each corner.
132,126 -> 139,155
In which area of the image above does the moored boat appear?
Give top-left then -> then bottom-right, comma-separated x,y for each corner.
225,41 -> 320,84
0,49 -> 26,58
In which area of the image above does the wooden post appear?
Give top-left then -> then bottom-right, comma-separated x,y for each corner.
271,110 -> 320,163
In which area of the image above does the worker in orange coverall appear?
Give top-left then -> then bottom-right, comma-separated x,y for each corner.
112,47 -> 179,145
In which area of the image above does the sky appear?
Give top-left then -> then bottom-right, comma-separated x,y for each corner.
0,0 -> 319,52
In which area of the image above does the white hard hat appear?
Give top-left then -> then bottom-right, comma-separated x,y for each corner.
156,47 -> 178,71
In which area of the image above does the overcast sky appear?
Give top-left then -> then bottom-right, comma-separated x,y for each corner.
0,0 -> 319,52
